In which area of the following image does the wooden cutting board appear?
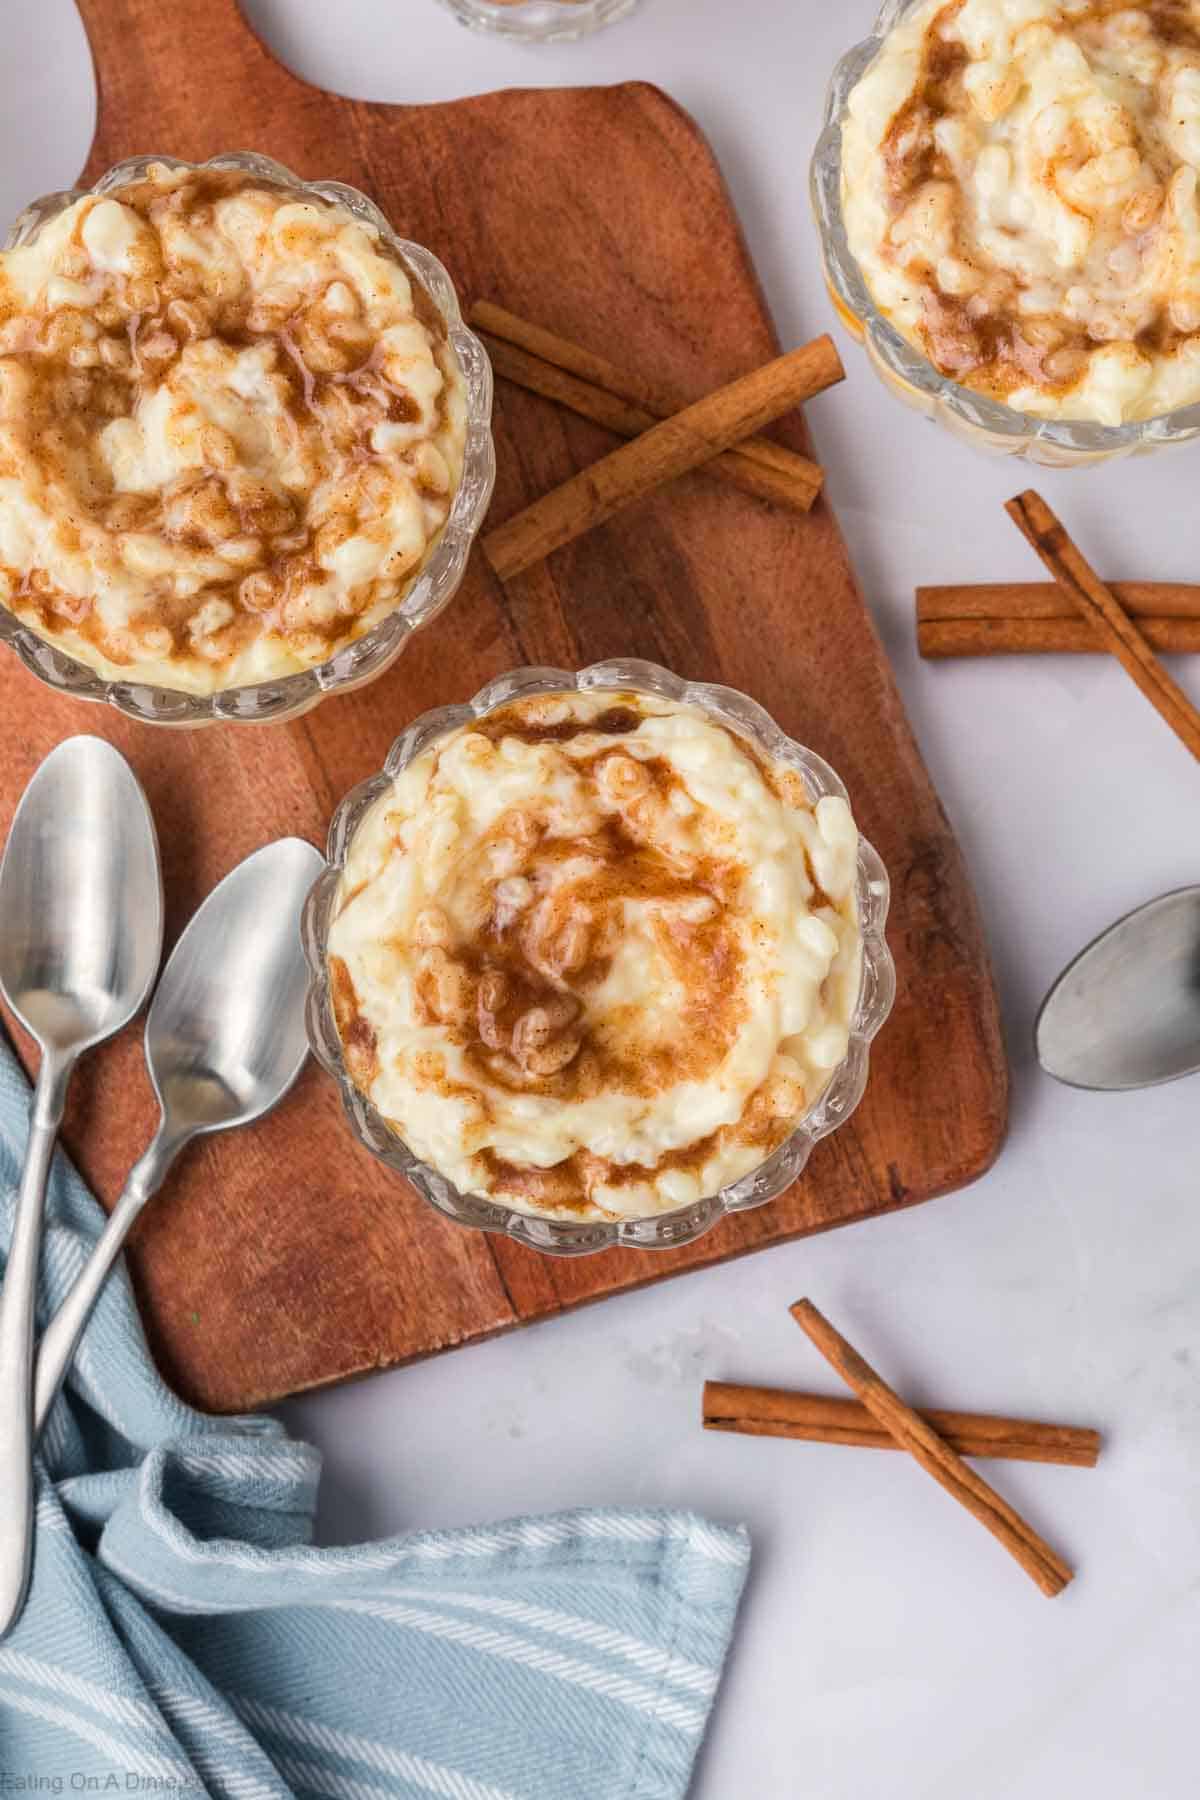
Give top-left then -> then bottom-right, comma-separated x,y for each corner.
0,0 -> 1008,1413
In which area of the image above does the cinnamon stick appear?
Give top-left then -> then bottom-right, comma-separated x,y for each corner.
919,582 -> 1200,658
790,1300 -> 1074,1598
703,1382 -> 1101,1468
483,335 -> 844,581
1006,491 -> 1200,762
471,301 -> 824,513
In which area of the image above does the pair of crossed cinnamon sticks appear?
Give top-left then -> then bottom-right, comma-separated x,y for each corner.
470,301 -> 843,581
921,491 -> 1200,763
704,1300 -> 1099,1598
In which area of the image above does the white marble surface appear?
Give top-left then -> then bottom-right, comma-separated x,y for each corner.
4,3 -> 1198,1795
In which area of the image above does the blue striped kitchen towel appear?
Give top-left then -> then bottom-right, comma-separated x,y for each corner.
0,1037 -> 749,1799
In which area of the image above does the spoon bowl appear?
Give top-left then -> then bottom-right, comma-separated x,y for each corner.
1036,887 -> 1200,1090
0,737 -> 162,1052
145,835 -> 323,1134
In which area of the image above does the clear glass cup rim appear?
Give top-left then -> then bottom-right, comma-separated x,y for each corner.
811,0 -> 1200,459
302,657 -> 897,1258
0,150 -> 496,727
433,0 -> 640,42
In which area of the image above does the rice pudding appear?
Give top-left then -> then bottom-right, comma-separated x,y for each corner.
842,1 -> 1200,424
326,689 -> 863,1222
0,163 -> 467,694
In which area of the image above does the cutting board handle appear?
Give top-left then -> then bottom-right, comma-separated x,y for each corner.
73,0 -> 309,184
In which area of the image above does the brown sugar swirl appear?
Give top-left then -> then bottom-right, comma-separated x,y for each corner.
326,689 -> 864,1222
0,162 -> 467,693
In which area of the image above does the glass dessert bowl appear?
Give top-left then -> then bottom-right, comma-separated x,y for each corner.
303,659 -> 895,1256
0,152 -> 494,725
434,0 -> 641,43
813,1 -> 1200,467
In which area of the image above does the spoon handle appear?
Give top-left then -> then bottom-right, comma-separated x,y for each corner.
0,1055 -> 72,1639
32,1131 -> 182,1438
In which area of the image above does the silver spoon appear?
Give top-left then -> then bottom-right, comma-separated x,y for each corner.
31,836 -> 324,1441
1036,887 -> 1200,1090
0,737 -> 162,1637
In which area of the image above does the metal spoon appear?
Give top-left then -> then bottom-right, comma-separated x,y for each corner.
31,836 -> 324,1439
1036,887 -> 1200,1090
0,737 -> 162,1637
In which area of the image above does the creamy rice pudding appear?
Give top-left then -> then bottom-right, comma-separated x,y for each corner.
326,690 -> 863,1222
842,1 -> 1200,424
0,164 -> 467,693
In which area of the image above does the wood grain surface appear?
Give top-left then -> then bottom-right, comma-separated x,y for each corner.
0,0 -> 1009,1412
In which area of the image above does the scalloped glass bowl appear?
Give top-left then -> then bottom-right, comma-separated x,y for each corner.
0,151 -> 496,726
302,658 -> 896,1257
812,1 -> 1200,468
434,0 -> 641,43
